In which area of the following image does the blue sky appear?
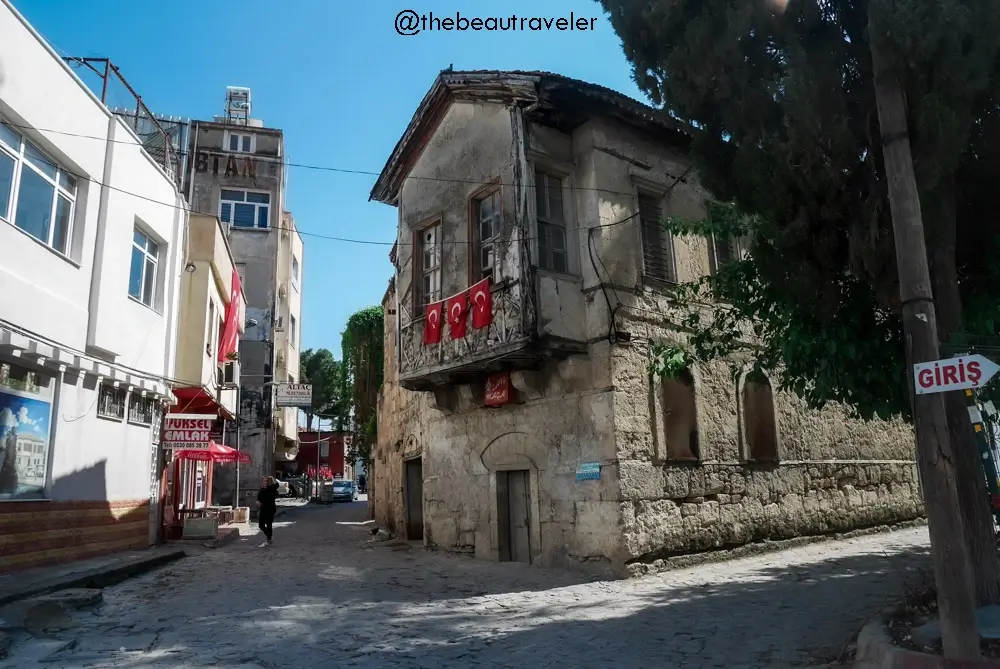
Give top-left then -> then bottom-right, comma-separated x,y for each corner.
13,0 -> 648,356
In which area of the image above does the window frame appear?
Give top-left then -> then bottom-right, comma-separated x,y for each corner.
219,188 -> 271,229
291,255 -> 300,291
412,217 -> 443,316
708,233 -> 747,275
129,227 -> 160,309
0,119 -> 78,257
96,384 -> 128,421
127,392 -> 157,427
289,314 -> 297,348
225,131 -> 255,154
468,181 -> 502,286
533,169 -> 570,274
636,189 -> 677,286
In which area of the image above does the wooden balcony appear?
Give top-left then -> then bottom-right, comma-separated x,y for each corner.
397,277 -> 584,391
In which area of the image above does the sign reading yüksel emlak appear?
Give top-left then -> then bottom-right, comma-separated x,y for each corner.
913,354 -> 1000,395
162,413 -> 215,448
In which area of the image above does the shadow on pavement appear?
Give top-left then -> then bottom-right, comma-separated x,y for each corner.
10,502 -> 933,669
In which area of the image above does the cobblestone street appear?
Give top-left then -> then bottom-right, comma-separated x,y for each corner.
5,502 -> 931,669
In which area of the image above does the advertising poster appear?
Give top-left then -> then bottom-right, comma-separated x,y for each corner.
0,388 -> 53,499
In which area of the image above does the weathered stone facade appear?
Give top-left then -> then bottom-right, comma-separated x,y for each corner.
371,71 -> 922,577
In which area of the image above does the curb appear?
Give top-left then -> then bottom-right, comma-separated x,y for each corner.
0,550 -> 186,608
855,617 -> 1000,669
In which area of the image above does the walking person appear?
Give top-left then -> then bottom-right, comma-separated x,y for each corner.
256,476 -> 279,547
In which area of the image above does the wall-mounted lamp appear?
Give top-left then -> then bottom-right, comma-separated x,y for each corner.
184,262 -> 197,273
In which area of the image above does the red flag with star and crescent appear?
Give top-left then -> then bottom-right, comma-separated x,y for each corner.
424,301 -> 443,344
446,293 -> 468,339
470,278 -> 493,329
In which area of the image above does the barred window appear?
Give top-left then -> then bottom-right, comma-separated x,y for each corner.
97,385 -> 127,420
128,393 -> 156,426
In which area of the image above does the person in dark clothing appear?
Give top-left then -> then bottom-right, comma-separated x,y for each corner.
256,476 -> 279,547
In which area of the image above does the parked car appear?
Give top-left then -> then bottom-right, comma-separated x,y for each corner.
331,479 -> 358,503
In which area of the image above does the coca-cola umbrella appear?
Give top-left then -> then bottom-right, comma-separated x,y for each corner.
173,441 -> 251,464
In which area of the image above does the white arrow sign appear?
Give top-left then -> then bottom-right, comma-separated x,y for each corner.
913,354 -> 1000,395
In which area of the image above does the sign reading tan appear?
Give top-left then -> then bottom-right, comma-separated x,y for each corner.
162,413 -> 215,449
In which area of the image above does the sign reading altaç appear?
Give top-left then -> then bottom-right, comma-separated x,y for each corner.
194,151 -> 261,179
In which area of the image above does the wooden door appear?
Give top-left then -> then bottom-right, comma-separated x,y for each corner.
497,470 -> 531,564
404,458 -> 424,540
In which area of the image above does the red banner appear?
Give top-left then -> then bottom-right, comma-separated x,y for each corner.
218,268 -> 243,363
446,293 -> 468,339
485,373 -> 510,406
424,301 -> 443,344
470,278 -> 493,329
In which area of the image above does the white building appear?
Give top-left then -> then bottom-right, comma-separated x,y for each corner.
0,0 -> 187,572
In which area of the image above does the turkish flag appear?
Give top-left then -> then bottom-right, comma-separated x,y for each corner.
446,293 -> 468,339
470,278 -> 493,329
218,268 -> 243,363
424,301 -> 443,344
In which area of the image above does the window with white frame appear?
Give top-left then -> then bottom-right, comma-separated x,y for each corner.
708,234 -> 748,274
535,170 -> 568,273
415,222 -> 441,313
128,393 -> 156,426
291,255 -> 299,291
0,120 -> 78,256
220,189 -> 270,229
473,190 -> 501,283
129,227 -> 159,308
227,132 -> 254,154
97,385 -> 127,420
289,314 -> 297,347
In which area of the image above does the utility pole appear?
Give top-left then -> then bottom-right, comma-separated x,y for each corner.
869,5 -> 980,658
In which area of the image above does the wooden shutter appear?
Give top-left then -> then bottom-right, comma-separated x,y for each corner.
639,195 -> 675,283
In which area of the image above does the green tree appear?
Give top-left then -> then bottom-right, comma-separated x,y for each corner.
341,306 -> 384,473
599,0 -> 1000,609
299,348 -> 344,432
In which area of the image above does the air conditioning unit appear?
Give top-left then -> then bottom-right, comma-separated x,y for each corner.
277,283 -> 287,300
222,360 -> 240,386
274,316 -> 284,332
276,350 -> 286,366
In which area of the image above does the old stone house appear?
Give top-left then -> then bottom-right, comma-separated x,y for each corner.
370,70 -> 923,577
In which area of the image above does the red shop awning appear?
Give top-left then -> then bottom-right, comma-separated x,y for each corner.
174,441 -> 251,464
170,386 -> 235,421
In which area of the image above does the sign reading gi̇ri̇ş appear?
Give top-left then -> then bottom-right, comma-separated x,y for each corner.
913,354 -> 1000,395
162,414 -> 215,449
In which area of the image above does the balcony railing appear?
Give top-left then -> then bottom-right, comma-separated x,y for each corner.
398,278 -> 535,388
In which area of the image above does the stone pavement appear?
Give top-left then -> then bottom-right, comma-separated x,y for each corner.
3,501 -> 932,669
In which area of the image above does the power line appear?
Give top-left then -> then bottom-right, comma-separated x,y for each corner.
0,120 -> 684,200
0,126 -> 649,247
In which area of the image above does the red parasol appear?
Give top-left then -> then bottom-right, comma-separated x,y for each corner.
173,441 -> 251,464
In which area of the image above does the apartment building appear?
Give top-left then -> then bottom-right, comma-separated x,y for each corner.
182,92 -> 303,505
162,213 -> 246,531
372,70 -> 922,576
0,0 -> 186,571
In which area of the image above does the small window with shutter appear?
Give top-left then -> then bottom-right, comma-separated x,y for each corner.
638,194 -> 676,284
708,234 -> 747,274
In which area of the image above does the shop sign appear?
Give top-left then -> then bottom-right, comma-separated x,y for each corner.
485,373 -> 510,407
162,413 -> 215,449
194,151 -> 259,179
275,383 -> 312,407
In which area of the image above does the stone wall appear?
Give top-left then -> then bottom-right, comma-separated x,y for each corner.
373,282 -> 429,538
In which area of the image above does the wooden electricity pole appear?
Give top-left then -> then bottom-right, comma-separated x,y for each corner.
869,6 -> 980,658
